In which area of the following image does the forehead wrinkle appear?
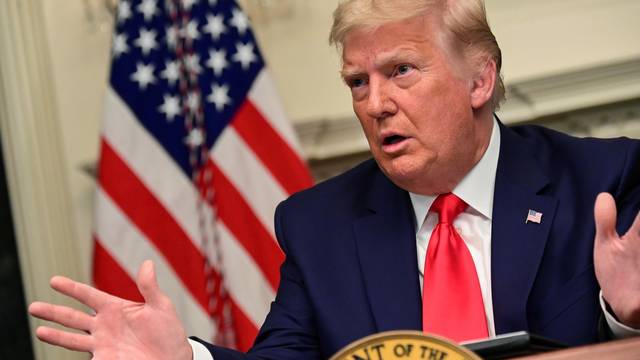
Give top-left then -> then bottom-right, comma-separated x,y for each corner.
373,47 -> 424,68
340,18 -> 434,78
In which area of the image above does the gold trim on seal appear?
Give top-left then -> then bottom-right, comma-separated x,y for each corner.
330,331 -> 481,360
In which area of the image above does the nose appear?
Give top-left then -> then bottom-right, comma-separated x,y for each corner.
366,78 -> 396,119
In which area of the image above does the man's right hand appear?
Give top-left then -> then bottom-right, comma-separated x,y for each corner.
28,260 -> 193,360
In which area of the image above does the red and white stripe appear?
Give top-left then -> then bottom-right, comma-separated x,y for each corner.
93,69 -> 313,351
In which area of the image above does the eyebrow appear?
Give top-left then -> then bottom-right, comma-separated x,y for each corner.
340,68 -> 363,80
340,48 -> 422,79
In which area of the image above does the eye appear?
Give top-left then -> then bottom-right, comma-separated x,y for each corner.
393,64 -> 414,77
346,77 -> 367,89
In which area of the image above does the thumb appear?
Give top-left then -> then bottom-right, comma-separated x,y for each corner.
136,260 -> 164,307
594,192 -> 618,243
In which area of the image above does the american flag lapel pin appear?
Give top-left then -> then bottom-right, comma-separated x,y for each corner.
526,209 -> 543,224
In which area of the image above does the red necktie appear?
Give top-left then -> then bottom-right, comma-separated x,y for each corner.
422,193 -> 488,342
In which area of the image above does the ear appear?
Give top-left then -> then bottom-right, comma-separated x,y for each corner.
470,59 -> 497,109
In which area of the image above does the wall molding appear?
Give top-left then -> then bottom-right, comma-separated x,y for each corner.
499,57 -> 640,123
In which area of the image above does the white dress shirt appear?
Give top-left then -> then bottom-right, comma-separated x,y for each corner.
191,118 -> 638,359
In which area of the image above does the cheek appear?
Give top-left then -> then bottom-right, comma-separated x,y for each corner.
352,98 -> 372,124
440,79 -> 473,112
352,99 -> 364,117
356,117 -> 377,143
414,83 -> 472,133
403,96 -> 468,151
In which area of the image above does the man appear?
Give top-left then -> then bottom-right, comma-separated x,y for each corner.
29,0 -> 640,359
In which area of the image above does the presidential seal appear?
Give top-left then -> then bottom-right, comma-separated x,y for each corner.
330,331 -> 481,360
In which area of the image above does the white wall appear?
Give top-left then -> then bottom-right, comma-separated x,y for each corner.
487,0 -> 640,82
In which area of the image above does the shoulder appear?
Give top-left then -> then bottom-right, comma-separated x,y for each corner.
505,124 -> 640,169
504,124 -> 640,216
273,158 -> 393,253
277,158 -> 383,217
508,123 -> 638,151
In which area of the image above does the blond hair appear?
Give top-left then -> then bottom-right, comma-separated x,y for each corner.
330,0 -> 505,109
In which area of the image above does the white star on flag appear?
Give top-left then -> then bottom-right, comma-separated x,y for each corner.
232,42 -> 256,70
185,54 -> 202,75
203,14 -> 226,41
166,25 -> 178,50
112,33 -> 129,58
161,60 -> 180,86
134,28 -> 158,56
206,49 -> 228,77
130,62 -> 156,89
185,128 -> 205,147
137,0 -> 158,22
229,7 -> 250,36
207,83 -> 231,112
182,20 -> 200,41
158,94 -> 181,121
182,0 -> 198,11
117,1 -> 132,24
186,91 -> 201,112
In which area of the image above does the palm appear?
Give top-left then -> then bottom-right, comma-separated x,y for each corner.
91,299 -> 181,359
29,261 -> 192,360
594,192 -> 640,328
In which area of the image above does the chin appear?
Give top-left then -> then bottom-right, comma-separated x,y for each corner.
380,160 -> 428,191
377,157 -> 447,194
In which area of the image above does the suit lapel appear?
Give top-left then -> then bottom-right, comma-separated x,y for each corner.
491,123 -> 558,334
353,170 -> 422,332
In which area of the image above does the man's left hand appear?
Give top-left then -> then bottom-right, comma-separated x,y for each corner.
594,192 -> 640,328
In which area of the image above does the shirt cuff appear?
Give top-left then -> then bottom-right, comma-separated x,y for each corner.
188,338 -> 214,360
599,291 -> 640,338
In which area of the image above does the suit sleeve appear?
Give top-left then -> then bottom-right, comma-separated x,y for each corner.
613,139 -> 640,234
187,200 -> 322,359
245,200 -> 322,358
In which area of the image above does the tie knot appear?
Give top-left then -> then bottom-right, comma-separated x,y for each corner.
430,193 -> 467,224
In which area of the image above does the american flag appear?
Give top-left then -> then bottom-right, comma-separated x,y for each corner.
526,209 -> 543,224
92,0 -> 312,351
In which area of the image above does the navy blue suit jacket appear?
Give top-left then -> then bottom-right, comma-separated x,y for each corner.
198,123 -> 640,359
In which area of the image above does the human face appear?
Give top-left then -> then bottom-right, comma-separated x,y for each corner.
341,14 -> 493,195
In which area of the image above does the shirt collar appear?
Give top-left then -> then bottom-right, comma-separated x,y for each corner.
409,118 -> 501,228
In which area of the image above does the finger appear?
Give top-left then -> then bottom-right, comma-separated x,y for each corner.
50,276 -> 111,311
29,301 -> 94,332
594,192 -> 618,244
35,326 -> 93,352
136,260 -> 165,307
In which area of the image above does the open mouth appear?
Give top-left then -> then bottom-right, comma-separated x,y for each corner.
383,135 -> 407,146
